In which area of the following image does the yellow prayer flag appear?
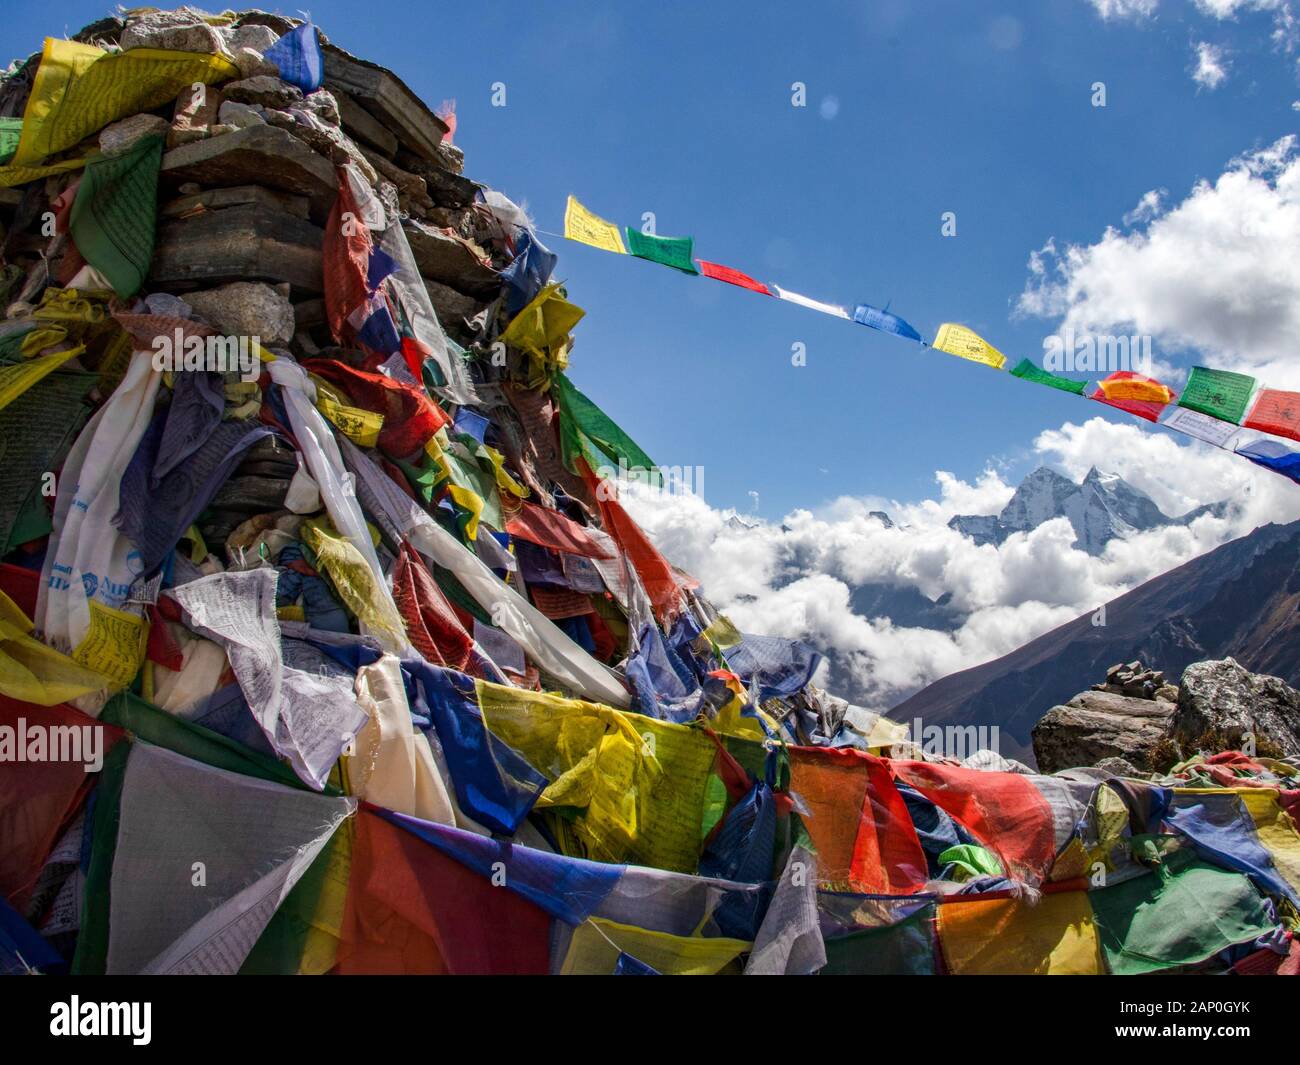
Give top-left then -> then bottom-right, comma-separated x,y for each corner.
0,591 -> 109,705
937,890 -> 1103,975
0,345 -> 85,412
70,599 -> 146,693
563,196 -> 627,255
933,323 -> 1007,370
14,39 -> 238,167
560,918 -> 750,975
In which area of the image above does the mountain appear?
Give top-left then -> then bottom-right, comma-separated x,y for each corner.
891,519 -> 1300,763
949,465 -> 1227,555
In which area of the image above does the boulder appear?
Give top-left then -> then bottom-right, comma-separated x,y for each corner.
1170,657 -> 1300,757
100,114 -> 171,157
1031,690 -> 1175,774
120,15 -> 224,54
185,282 -> 295,345
223,75 -> 304,110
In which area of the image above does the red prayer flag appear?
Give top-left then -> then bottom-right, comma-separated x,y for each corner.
1090,390 -> 1167,423
505,500 -> 615,559
1244,388 -> 1300,443
697,260 -> 772,296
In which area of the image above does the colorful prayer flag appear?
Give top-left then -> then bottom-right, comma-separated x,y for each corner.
1010,359 -> 1087,395
1161,406 -> 1243,449
563,196 -> 627,255
852,303 -> 923,342
932,323 -> 1007,369
697,260 -> 771,295
772,285 -> 849,319
1096,371 -> 1174,405
1235,438 -> 1300,484
262,22 -> 324,93
1243,387 -> 1300,443
1177,366 -> 1256,424
625,229 -> 699,274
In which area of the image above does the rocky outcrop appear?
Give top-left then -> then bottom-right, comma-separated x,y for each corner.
1033,656 -> 1300,772
1032,687 -> 1175,774
1171,657 -> 1300,758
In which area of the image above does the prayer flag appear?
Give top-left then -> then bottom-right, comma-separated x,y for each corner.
697,260 -> 771,295
772,284 -> 850,319
1243,388 -> 1300,443
852,303 -> 922,343
932,323 -> 1007,369
625,229 -> 699,274
1177,366 -> 1256,424
563,196 -> 626,255
1010,359 -> 1087,395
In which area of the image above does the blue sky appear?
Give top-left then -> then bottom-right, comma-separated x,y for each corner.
12,0 -> 1299,516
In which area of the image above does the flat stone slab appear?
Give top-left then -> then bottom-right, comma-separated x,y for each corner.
161,125 -> 337,222
150,201 -> 324,297
322,43 -> 448,163
403,219 -> 499,298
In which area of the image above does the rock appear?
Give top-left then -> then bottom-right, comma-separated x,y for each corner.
1031,690 -> 1176,774
185,282 -> 295,345
1155,684 -> 1179,703
120,16 -> 224,54
301,90 -> 341,127
161,125 -> 337,222
403,219 -> 499,298
322,42 -> 449,163
99,114 -> 170,157
150,200 -> 324,296
1094,756 -> 1145,778
217,100 -> 267,130
169,83 -> 223,148
1171,657 -> 1300,757
230,46 -> 280,80
220,23 -> 279,56
222,76 -> 303,110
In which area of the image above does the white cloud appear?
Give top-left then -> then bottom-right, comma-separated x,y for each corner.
623,418 -> 1300,712
1088,0 -> 1160,19
1191,41 -> 1232,87
1017,137 -> 1300,387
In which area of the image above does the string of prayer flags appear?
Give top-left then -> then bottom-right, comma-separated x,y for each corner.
1243,388 -> 1300,443
696,260 -> 771,296
932,324 -> 1007,370
1010,359 -> 1087,396
564,196 -> 627,255
772,285 -> 850,319
1176,366 -> 1257,425
625,229 -> 699,275
852,303 -> 923,343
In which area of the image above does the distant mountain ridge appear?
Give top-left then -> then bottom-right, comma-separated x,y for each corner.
891,519 -> 1300,763
949,466 -> 1227,555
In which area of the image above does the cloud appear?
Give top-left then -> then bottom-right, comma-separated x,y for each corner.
1191,41 -> 1232,87
623,417 -> 1300,712
1016,136 -> 1300,387
1087,0 -> 1160,19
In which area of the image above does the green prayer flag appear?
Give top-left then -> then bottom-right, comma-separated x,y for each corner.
624,228 -> 699,275
0,365 -> 94,555
0,118 -> 21,165
72,741 -> 129,975
1177,366 -> 1256,425
1010,358 -> 1087,396
68,133 -> 164,298
552,370 -> 658,481
821,905 -> 937,975
1089,846 -> 1275,975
